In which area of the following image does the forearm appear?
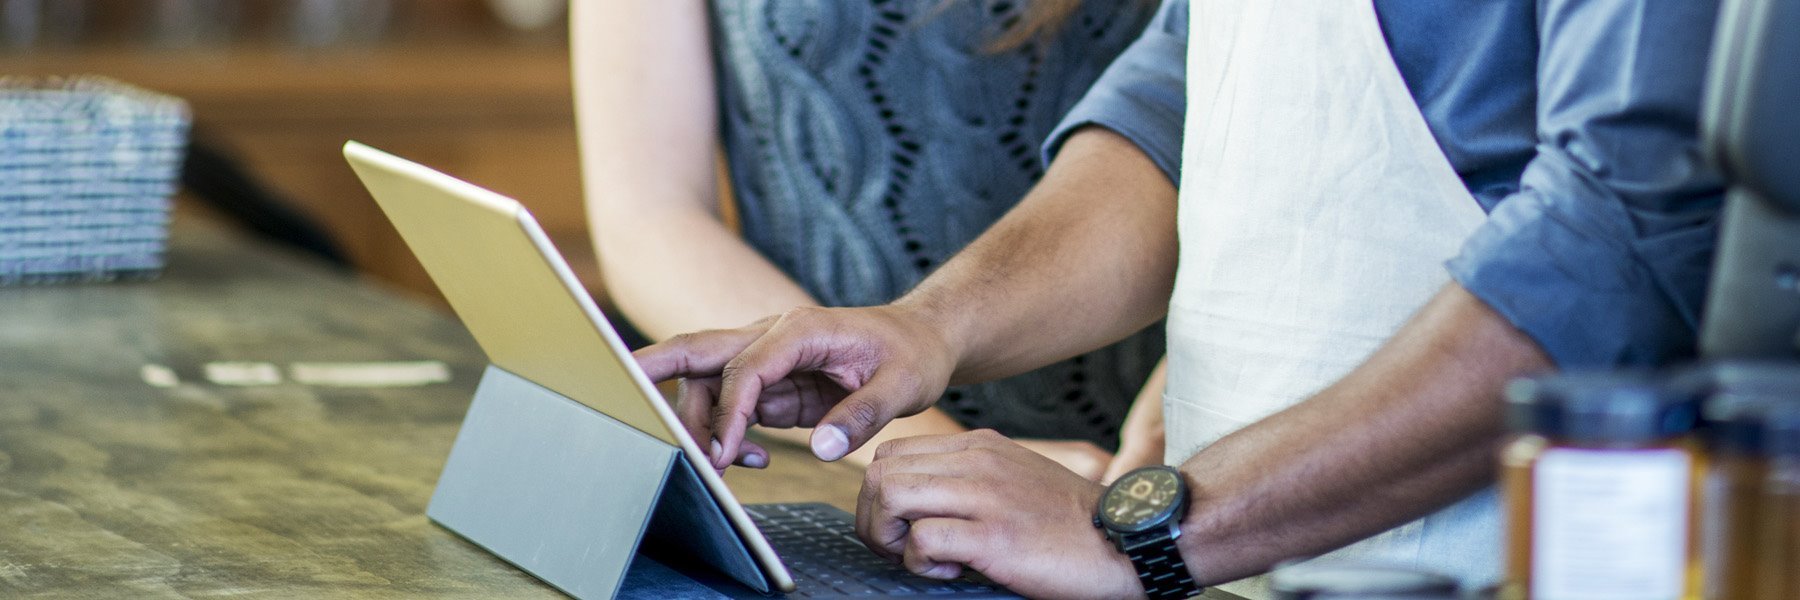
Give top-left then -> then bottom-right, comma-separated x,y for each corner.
594,210 -> 818,341
573,0 -> 817,339
1104,357 -> 1169,482
1172,284 -> 1551,583
897,127 -> 1178,384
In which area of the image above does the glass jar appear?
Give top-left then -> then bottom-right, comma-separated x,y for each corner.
1761,402 -> 1800,599
1501,372 -> 1704,600
1689,363 -> 1800,600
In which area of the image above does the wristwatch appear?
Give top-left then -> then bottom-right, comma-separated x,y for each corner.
1094,466 -> 1202,600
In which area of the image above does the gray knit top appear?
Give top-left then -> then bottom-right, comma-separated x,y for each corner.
710,0 -> 1163,449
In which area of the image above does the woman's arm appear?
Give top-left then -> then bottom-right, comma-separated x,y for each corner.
1102,356 -> 1166,483
571,0 -> 815,338
571,1 -> 981,462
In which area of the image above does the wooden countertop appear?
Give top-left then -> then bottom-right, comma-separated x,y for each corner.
0,223 -> 857,597
0,223 -> 1244,599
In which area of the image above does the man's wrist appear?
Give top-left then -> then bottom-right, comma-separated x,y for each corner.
1171,469 -> 1213,590
1097,467 -> 1204,599
890,291 -> 977,381
1075,482 -> 1148,598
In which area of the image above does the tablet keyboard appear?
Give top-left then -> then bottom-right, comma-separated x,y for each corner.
748,503 -> 1017,598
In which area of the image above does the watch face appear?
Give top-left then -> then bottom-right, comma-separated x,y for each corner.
1101,467 -> 1184,533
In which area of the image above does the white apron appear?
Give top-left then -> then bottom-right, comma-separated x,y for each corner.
1165,1 -> 1499,597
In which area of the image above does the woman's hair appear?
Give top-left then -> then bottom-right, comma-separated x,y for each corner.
983,0 -> 1084,53
966,0 -> 1156,53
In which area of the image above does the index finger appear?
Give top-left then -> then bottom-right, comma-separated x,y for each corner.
633,327 -> 766,382
857,463 -> 985,558
709,327 -> 816,469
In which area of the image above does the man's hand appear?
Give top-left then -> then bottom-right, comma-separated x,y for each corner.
635,305 -> 958,470
1017,439 -> 1114,481
857,430 -> 1141,600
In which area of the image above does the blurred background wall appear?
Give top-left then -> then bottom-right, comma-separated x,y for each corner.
0,0 -> 599,306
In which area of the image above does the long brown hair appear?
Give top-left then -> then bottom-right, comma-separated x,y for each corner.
983,0 -> 1083,52
956,0 -> 1156,53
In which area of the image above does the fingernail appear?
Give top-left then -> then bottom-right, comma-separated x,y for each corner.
710,439 -> 723,459
743,453 -> 768,468
812,425 -> 849,461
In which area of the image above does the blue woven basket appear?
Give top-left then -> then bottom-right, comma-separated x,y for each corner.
0,77 -> 189,285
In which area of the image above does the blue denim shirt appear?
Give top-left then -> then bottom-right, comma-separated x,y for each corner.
1047,0 -> 1728,369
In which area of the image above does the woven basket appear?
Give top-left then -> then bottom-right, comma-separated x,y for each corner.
0,76 -> 189,285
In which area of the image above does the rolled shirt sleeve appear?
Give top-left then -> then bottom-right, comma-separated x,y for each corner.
1041,0 -> 1187,185
1447,0 -> 1728,367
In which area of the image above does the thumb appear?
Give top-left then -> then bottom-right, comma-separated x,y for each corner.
810,372 -> 925,461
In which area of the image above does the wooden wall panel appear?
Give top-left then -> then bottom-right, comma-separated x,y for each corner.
0,34 -> 605,307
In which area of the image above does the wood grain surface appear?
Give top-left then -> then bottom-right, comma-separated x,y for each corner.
0,225 -> 1244,599
0,225 -> 858,598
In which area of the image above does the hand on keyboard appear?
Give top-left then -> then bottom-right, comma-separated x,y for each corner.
750,504 -> 1006,598
856,430 -> 1144,600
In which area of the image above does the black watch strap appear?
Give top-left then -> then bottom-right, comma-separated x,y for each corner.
1124,533 -> 1198,600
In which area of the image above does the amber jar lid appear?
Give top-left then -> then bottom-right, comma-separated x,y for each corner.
1506,371 -> 1701,444
1687,362 -> 1800,455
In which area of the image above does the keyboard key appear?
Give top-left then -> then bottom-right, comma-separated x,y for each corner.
866,578 -> 917,594
751,504 -> 1013,597
831,581 -> 879,595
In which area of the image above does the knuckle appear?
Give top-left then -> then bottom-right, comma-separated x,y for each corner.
863,460 -> 888,487
968,428 -> 1002,442
874,487 -> 895,514
857,481 -> 880,516
709,403 -> 737,428
718,359 -> 747,381
886,471 -> 920,494
842,400 -> 884,433
718,363 -> 761,396
874,473 -> 905,507
753,406 -> 784,428
661,334 -> 700,373
888,371 -> 925,397
969,447 -> 1007,470
776,306 -> 823,325
875,473 -> 927,515
914,523 -> 952,554
872,438 -> 901,461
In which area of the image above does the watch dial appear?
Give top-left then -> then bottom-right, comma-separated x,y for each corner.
1103,468 -> 1181,531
